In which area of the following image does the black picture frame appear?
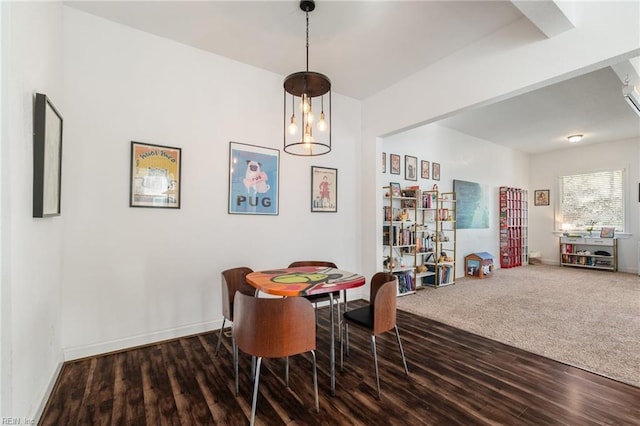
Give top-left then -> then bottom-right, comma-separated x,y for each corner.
311,166 -> 337,212
390,154 -> 401,175
33,93 -> 63,218
421,160 -> 430,179
432,162 -> 441,181
534,189 -> 550,206
405,155 -> 417,181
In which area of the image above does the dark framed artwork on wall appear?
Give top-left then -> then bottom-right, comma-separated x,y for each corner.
421,160 -> 430,179
228,142 -> 279,215
534,189 -> 549,206
405,155 -> 417,181
311,166 -> 337,212
390,154 -> 400,175
33,93 -> 63,218
432,162 -> 441,181
130,141 -> 182,208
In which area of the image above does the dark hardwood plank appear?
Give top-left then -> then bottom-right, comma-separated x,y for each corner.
40,302 -> 640,425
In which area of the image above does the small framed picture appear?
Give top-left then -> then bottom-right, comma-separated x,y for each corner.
382,152 -> 387,173
390,154 -> 400,175
432,162 -> 441,181
600,226 -> 615,238
421,160 -> 430,179
389,182 -> 401,197
405,155 -> 417,181
130,141 -> 182,209
311,166 -> 337,213
534,189 -> 550,206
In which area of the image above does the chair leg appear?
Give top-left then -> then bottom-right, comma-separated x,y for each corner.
216,317 -> 227,355
285,356 -> 289,387
345,323 -> 350,356
310,350 -> 319,412
370,335 -> 381,400
250,357 -> 263,426
340,321 -> 344,372
233,338 -> 239,396
394,325 -> 409,375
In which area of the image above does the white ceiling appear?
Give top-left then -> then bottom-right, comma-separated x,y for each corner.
64,1 -> 640,154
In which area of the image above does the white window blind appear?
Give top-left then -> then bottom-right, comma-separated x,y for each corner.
559,169 -> 624,231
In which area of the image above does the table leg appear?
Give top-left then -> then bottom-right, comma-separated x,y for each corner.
329,292 -> 335,396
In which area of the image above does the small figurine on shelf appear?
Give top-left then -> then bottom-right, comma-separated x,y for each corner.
383,256 -> 393,269
439,251 -> 453,262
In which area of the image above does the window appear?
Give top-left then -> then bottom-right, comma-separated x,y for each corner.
558,169 -> 625,231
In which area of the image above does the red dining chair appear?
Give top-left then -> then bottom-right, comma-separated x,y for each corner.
216,267 -> 256,357
340,272 -> 409,399
234,292 -> 319,426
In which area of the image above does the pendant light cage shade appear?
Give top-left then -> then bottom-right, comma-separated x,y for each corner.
283,0 -> 331,156
284,71 -> 331,156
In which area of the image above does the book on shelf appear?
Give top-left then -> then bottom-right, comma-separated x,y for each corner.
393,270 -> 415,294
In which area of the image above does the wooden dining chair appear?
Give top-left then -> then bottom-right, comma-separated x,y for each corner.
233,293 -> 319,426
340,272 -> 409,399
216,267 -> 256,356
288,261 -> 341,323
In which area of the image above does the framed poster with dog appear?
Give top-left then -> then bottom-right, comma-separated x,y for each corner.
130,141 -> 181,208
228,142 -> 279,215
311,166 -> 337,212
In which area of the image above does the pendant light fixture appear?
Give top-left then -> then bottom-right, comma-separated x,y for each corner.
284,0 -> 331,156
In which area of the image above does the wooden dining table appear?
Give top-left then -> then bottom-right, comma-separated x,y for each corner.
246,266 -> 366,395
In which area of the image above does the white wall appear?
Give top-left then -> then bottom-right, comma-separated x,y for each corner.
382,124 -> 529,277
60,8 -> 362,359
360,1 -> 640,283
529,138 -> 639,273
2,1 -> 638,419
1,1 -> 64,419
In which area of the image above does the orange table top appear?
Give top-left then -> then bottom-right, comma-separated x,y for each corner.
246,266 -> 365,297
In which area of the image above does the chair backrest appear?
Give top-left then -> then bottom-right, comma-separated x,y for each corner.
233,293 -> 316,358
221,267 -> 256,321
369,272 -> 398,336
288,260 -> 338,268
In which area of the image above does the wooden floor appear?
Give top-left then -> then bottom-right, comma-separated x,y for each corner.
41,301 -> 640,425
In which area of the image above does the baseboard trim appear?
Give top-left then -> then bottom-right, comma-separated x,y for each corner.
63,319 -> 222,361
34,360 -> 63,424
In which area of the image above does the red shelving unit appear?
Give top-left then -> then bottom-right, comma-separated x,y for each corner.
499,187 -> 528,268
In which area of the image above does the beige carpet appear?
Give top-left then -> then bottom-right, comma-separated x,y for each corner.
397,264 -> 640,388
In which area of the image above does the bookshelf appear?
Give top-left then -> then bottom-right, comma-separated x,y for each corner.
382,185 -> 417,296
418,189 -> 456,288
560,237 -> 617,271
499,187 -> 528,268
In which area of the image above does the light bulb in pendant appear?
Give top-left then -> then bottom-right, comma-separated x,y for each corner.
288,114 -> 297,135
306,111 -> 314,124
304,123 -> 314,143
317,111 -> 326,132
301,94 -> 310,113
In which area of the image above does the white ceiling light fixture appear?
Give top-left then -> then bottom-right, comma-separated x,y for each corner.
283,0 -> 331,156
567,134 -> 583,143
622,81 -> 640,116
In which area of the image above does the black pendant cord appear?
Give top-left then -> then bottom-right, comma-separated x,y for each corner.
305,8 -> 310,72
